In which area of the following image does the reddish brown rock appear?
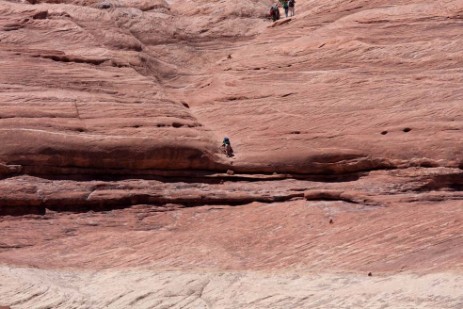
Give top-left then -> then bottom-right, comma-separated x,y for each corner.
1,0 -> 462,176
0,0 -> 462,307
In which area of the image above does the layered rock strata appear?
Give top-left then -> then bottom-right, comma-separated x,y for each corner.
1,0 -> 462,180
0,0 -> 462,307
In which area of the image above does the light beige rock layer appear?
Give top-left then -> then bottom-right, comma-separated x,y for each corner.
1,266 -> 463,309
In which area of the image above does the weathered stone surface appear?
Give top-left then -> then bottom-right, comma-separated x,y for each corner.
0,196 -> 462,307
0,167 -> 460,215
0,0 -> 462,307
2,0 -> 460,175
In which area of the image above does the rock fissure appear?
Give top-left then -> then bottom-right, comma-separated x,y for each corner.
0,167 -> 460,215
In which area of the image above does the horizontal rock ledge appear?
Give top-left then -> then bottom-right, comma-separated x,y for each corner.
0,130 -> 401,176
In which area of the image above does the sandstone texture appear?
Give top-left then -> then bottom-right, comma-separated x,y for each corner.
0,0 -> 462,308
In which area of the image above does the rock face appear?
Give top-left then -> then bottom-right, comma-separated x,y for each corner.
1,0 -> 461,176
0,0 -> 462,307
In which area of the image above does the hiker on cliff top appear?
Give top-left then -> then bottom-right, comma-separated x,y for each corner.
270,3 -> 280,22
221,137 -> 234,157
288,0 -> 295,16
281,0 -> 289,18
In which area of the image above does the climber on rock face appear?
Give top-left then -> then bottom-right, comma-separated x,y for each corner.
270,3 -> 280,22
221,137 -> 234,157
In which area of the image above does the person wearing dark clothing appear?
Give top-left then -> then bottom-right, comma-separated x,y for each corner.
270,3 -> 280,22
221,137 -> 234,157
288,0 -> 295,16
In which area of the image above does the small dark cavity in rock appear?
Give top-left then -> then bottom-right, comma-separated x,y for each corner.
132,44 -> 143,52
98,2 -> 112,9
418,160 -> 437,168
290,131 -> 301,135
381,130 -> 388,135
182,102 -> 190,108
172,122 -> 182,128
368,272 -> 373,277
329,219 -> 334,224
403,127 -> 412,133
32,10 -> 48,20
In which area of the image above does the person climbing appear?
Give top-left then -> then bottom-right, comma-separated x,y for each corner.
282,0 -> 289,18
288,0 -> 295,17
269,3 -> 280,22
221,137 -> 234,157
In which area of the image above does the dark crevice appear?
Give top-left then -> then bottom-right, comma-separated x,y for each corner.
18,165 -> 367,183
416,172 -> 463,192
2,24 -> 24,31
0,193 -> 305,216
1,166 -> 460,216
281,93 -> 294,97
41,55 -> 107,65
0,243 -> 33,250
304,190 -> 381,206
218,94 -> 272,102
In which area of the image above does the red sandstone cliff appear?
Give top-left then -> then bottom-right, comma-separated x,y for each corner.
0,0 -> 462,308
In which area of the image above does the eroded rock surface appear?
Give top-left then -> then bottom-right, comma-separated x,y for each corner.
0,0 -> 462,308
1,0 -> 462,175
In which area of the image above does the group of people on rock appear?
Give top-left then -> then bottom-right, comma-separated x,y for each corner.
270,0 -> 296,21
221,2 -> 297,158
